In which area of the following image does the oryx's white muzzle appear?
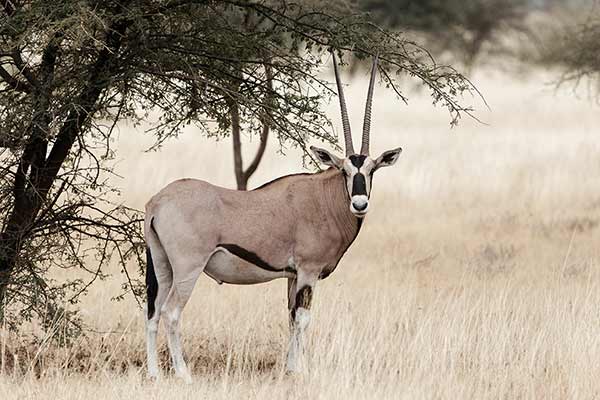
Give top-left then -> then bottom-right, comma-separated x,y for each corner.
350,195 -> 369,217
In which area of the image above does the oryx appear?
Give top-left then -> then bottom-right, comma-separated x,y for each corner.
144,53 -> 402,382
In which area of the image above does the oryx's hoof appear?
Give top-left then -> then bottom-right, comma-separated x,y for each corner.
146,372 -> 161,383
285,363 -> 304,376
176,371 -> 193,385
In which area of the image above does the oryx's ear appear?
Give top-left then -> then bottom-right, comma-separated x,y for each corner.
310,146 -> 344,169
374,147 -> 402,170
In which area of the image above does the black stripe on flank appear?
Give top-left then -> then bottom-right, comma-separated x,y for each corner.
217,243 -> 295,274
146,220 -> 159,320
349,154 -> 367,168
352,173 -> 367,196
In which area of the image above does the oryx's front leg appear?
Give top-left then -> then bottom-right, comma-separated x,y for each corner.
286,271 -> 317,373
287,277 -> 297,331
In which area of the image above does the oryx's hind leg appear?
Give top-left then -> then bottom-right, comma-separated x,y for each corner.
145,227 -> 173,381
161,257 -> 208,384
286,270 -> 318,373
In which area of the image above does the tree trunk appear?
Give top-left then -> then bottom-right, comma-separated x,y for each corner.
230,61 -> 273,191
0,234 -> 21,312
230,98 -> 246,190
0,34 -> 62,311
230,105 -> 271,191
0,18 -> 128,316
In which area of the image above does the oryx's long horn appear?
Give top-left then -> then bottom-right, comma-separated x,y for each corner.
332,51 -> 355,156
360,54 -> 379,155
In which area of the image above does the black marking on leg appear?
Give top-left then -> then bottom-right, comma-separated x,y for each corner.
296,285 -> 313,310
218,243 -> 295,274
349,154 -> 367,168
291,285 -> 313,321
146,220 -> 159,320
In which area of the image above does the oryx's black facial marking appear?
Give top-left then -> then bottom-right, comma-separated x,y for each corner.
347,155 -> 369,197
349,154 -> 367,168
352,173 -> 367,196
218,243 -> 296,274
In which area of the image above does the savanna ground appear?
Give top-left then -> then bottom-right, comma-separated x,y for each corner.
2,67 -> 600,399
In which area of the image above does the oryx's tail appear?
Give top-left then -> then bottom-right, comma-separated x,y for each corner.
145,218 -> 159,320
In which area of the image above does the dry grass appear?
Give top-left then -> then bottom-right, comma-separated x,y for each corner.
2,68 -> 600,399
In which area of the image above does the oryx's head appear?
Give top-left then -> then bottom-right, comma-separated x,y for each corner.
311,52 -> 402,218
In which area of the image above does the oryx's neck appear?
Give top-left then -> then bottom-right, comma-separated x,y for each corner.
317,168 -> 361,243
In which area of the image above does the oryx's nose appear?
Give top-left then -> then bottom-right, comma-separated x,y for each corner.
350,195 -> 369,215
353,201 -> 368,211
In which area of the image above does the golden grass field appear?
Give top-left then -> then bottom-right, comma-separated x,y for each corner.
2,67 -> 600,399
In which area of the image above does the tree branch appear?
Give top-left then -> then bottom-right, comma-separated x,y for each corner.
0,65 -> 31,94
11,49 -> 38,87
243,60 -> 273,182
1,0 -> 16,16
39,20 -> 129,195
230,88 -> 244,190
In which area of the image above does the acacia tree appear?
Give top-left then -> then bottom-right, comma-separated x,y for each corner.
0,0 -> 476,332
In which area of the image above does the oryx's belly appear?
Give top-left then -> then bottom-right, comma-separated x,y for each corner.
203,246 -> 295,285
